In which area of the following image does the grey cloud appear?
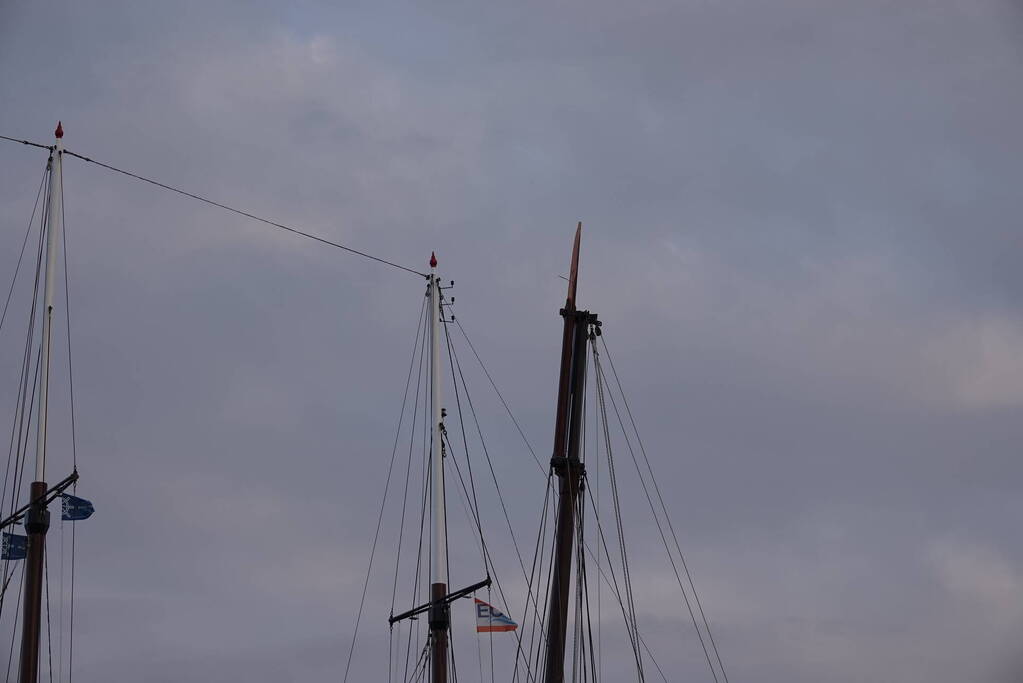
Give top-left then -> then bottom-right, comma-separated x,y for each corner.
2,1 -> 1023,681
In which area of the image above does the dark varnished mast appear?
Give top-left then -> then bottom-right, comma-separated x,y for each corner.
543,223 -> 598,683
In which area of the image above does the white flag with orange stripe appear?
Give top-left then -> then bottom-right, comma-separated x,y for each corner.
474,598 -> 518,632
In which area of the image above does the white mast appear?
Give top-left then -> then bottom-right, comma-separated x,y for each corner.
34,121 -> 63,483
19,120 -> 64,683
427,252 -> 451,683
429,252 -> 447,588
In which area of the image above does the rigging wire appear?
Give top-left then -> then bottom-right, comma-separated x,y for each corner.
444,327 -> 549,682
593,341 -> 728,683
445,326 -> 545,625
402,360 -> 433,683
388,300 -> 425,683
43,543 -> 52,683
0,166 -> 47,340
450,310 -> 675,682
440,341 -> 537,682
341,297 -> 428,683
1,159 -> 49,530
4,562 -> 26,681
59,149 -> 427,278
59,151 -> 79,683
390,298 -> 429,683
599,334 -> 731,683
60,155 -> 78,475
516,472 -> 553,683
452,319 -> 544,474
0,135 -> 51,151
591,346 -> 645,680
440,313 -> 488,576
67,518 -> 75,683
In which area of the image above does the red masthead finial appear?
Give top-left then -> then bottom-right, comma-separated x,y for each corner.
430,252 -> 437,268
54,121 -> 63,139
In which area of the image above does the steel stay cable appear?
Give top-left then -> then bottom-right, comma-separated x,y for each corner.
2,165 -> 49,526
0,135 -> 52,150
452,314 -> 685,683
440,422 -> 537,681
444,327 -> 543,618
440,312 -> 488,575
390,298 -> 429,683
599,335 -> 730,683
403,366 -> 433,683
593,344 -> 721,682
60,157 -> 78,476
5,561 -> 26,681
445,327 -> 552,682
0,166 -> 47,339
581,477 -> 646,679
59,149 -> 427,278
453,319 -> 544,474
68,519 -> 75,683
592,352 -> 645,680
342,297 -> 427,683
4,134 -> 426,276
577,524 -> 671,683
450,313 -> 716,680
516,471 -> 553,683
453,310 -> 661,667
451,311 -> 668,681
60,152 -> 80,683
474,590 -> 483,683
44,542 -> 52,683
5,325 -> 45,634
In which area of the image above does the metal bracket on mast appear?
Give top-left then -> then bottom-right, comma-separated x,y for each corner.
388,577 -> 492,625
0,470 -> 79,532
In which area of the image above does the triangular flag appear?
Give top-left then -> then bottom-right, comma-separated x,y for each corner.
474,598 -> 517,632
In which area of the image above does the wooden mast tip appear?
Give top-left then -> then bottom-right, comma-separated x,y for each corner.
566,223 -> 581,308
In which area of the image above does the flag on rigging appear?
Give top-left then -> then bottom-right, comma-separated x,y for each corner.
2,533 -> 27,560
475,598 -> 517,632
60,494 -> 94,521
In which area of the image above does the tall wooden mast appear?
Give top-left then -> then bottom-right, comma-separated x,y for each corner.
19,121 -> 63,683
543,223 -> 597,683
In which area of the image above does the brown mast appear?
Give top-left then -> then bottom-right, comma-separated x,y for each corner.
543,223 -> 597,683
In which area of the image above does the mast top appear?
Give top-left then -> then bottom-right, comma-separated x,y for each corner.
565,222 -> 581,309
430,251 -> 438,269
54,121 -> 63,139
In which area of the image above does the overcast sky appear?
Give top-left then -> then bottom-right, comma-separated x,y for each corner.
2,1 -> 1023,681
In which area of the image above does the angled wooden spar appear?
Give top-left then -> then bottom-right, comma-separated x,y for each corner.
544,222 -> 595,683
